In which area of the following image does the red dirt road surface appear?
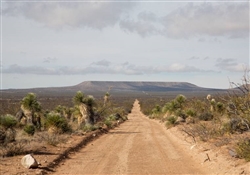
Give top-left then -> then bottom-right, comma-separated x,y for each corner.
51,100 -> 209,175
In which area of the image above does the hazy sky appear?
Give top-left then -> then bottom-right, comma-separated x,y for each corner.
1,0 -> 249,89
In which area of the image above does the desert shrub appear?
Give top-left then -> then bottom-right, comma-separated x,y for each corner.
83,124 -> 98,132
23,124 -> 36,136
38,133 -> 68,146
164,100 -> 180,113
175,94 -> 186,108
104,119 -> 112,128
216,102 -> 225,114
0,129 -> 6,144
165,116 -> 177,128
152,105 -> 161,114
163,95 -> 187,115
186,109 -> 196,117
0,141 -> 27,157
0,115 -> 17,143
167,116 -> 177,124
0,114 -> 17,129
182,122 -> 224,142
236,139 -> 250,161
224,118 -> 250,133
45,112 -> 71,133
175,109 -> 187,119
189,99 -> 209,115
198,112 -> 213,121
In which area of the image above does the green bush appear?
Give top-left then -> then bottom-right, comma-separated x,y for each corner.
216,102 -> 225,113
45,112 -> 71,133
104,119 -> 112,128
186,109 -> 196,117
23,124 -> 36,136
0,114 -> 17,129
152,105 -> 161,114
165,116 -> 177,128
236,139 -> 250,161
83,124 -> 98,132
167,116 -> 177,125
175,109 -> 187,119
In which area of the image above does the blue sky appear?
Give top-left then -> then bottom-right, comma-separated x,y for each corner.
1,0 -> 249,89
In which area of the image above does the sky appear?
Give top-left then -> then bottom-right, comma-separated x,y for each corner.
1,0 -> 249,89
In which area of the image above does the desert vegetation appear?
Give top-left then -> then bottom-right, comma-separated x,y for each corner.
142,75 -> 250,162
0,91 -> 132,157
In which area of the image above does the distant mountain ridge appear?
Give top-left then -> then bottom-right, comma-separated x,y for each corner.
1,81 -> 225,98
74,81 -> 203,92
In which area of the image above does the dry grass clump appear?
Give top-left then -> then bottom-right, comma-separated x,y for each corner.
235,138 -> 250,161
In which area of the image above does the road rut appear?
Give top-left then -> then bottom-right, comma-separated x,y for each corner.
52,100 -> 206,175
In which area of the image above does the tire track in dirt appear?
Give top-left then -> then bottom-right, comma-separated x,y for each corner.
51,100 -> 207,175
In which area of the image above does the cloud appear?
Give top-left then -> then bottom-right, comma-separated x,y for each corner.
3,2 -> 135,29
120,2 -> 249,39
3,64 -> 58,75
3,61 -> 211,75
161,2 -> 249,38
43,57 -> 57,63
120,19 -> 159,37
215,58 -> 248,72
3,2 -> 248,38
91,59 -> 111,67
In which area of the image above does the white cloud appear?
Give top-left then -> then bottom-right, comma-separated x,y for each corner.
120,2 -> 249,39
3,61 -> 213,76
120,19 -> 159,37
3,2 -> 135,29
161,2 -> 249,38
3,2 -> 248,39
215,58 -> 248,72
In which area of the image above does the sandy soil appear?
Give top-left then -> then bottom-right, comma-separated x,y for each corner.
1,100 -> 249,175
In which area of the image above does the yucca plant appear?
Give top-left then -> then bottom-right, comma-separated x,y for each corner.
103,92 -> 110,106
73,91 -> 96,126
0,114 -> 17,129
23,124 -> 36,136
21,93 -> 41,112
0,114 -> 17,143
20,93 -> 41,126
45,112 -> 71,134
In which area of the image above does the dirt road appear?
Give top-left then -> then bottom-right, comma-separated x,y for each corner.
52,100 -> 207,175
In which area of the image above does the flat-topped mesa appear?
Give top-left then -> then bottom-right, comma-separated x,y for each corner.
73,81 -> 205,92
1,81 -> 226,98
